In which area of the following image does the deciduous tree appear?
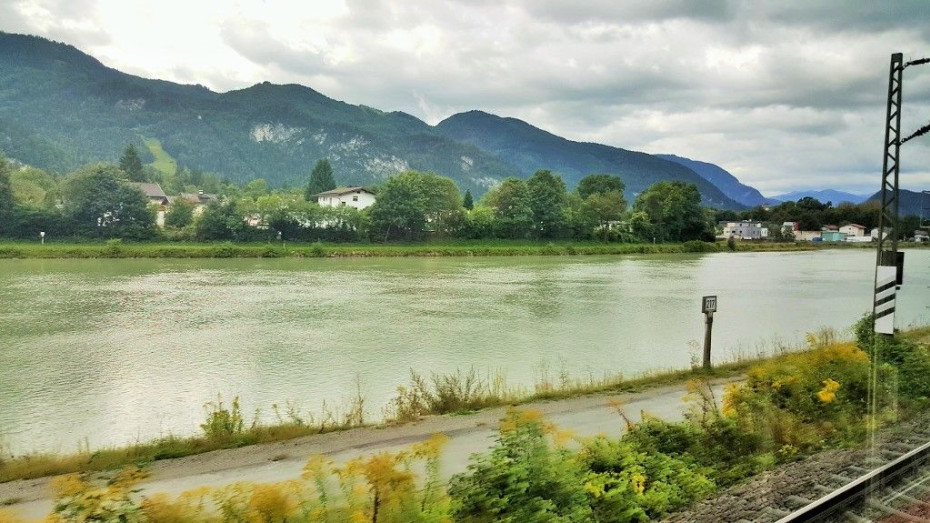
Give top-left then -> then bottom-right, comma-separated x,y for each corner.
577,174 -> 625,200
526,170 -> 568,238
0,154 -> 14,236
164,198 -> 195,229
633,181 -> 710,242
584,190 -> 626,242
484,178 -> 533,239
62,164 -> 155,239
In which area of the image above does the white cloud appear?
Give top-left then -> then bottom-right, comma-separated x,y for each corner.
1,0 -> 929,195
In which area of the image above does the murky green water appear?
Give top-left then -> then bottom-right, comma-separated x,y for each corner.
1,250 -> 928,454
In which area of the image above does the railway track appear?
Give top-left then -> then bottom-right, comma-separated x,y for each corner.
663,415 -> 930,522
777,436 -> 930,522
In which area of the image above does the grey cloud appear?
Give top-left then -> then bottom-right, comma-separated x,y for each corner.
518,0 -> 735,25
4,0 -> 930,195
0,0 -> 110,46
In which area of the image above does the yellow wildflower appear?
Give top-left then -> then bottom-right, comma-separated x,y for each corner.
816,378 -> 840,403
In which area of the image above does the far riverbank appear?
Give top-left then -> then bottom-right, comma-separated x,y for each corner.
0,239 -> 849,258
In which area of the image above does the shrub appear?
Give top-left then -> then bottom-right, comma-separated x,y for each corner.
580,437 -> 715,521
200,395 -> 245,439
50,467 -> 148,522
309,242 -> 327,257
449,409 -> 592,522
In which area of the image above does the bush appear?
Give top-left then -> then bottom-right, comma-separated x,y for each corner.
200,396 -> 245,439
580,437 -> 715,521
449,409 -> 592,522
682,240 -> 716,253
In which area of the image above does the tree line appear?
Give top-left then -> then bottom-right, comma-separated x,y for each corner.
7,145 -> 916,245
716,196 -> 924,241
0,145 -> 723,243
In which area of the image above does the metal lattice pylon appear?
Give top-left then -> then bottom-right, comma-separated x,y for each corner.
872,53 -> 903,335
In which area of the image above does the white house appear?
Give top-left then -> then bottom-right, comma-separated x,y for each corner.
839,223 -> 867,237
871,227 -> 892,241
314,186 -> 376,210
721,220 -> 767,240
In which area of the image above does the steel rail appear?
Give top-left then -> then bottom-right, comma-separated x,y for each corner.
776,439 -> 930,522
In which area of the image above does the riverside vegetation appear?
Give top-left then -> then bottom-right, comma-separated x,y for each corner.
0,238 -> 829,260
2,150 -> 924,252
2,320 -> 930,522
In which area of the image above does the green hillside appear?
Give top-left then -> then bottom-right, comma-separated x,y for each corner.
0,31 -> 744,208
0,32 -> 519,194
435,111 -> 743,209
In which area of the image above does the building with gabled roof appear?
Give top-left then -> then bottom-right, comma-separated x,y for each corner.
129,182 -> 169,206
313,186 -> 376,210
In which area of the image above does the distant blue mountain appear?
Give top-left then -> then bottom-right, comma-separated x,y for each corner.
770,190 -> 870,205
654,154 -> 768,208
865,189 -> 929,217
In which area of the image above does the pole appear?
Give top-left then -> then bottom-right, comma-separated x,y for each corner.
703,312 -> 713,370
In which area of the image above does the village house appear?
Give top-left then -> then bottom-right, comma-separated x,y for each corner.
720,220 -> 768,240
174,190 -> 219,216
820,230 -> 848,242
872,227 -> 892,241
839,223 -> 867,237
795,230 -> 822,241
129,182 -> 169,226
314,186 -> 376,210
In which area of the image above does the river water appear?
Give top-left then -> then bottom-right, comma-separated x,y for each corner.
1,250 -> 928,454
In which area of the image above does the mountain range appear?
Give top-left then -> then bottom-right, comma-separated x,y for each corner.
4,30 -> 889,213
865,189 -> 929,219
770,190 -> 871,205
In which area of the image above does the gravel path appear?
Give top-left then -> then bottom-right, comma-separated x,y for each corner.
0,377 -> 739,521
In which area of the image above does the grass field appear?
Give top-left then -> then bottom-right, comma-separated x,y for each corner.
141,136 -> 177,175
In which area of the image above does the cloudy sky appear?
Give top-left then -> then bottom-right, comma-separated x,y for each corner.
2,0 -> 930,196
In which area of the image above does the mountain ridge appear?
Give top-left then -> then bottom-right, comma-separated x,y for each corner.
771,189 -> 871,205
654,154 -> 770,208
435,111 -> 743,209
2,31 -> 744,208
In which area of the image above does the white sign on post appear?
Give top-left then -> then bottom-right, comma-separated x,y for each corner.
702,295 -> 717,314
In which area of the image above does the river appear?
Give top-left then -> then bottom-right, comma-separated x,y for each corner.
1,249 -> 928,454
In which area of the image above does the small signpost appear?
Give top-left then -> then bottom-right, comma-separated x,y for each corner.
701,295 -> 717,370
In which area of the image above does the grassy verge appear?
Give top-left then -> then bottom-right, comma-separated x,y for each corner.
0,327 -> 876,484
0,239 -> 828,259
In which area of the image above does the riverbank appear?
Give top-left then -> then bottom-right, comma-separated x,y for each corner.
0,239 -> 828,259
0,352 -> 763,485
0,376 -> 742,519
4,326 -> 929,521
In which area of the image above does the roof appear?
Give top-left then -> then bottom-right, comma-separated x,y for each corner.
179,192 -> 218,204
129,182 -> 168,200
841,223 -> 866,229
314,186 -> 374,197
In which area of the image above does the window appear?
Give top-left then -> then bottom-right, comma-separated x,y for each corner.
353,195 -> 359,202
